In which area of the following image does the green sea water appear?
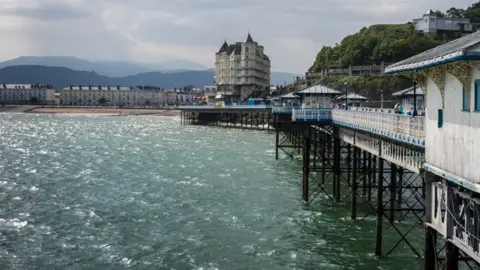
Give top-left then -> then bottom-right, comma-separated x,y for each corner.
0,113 -> 423,269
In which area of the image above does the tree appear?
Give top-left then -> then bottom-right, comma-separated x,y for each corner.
435,10 -> 445,17
30,97 -> 39,105
465,2 -> 480,23
98,97 -> 107,105
446,7 -> 466,18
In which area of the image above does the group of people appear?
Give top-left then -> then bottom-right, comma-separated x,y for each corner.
393,103 -> 426,116
393,103 -> 404,114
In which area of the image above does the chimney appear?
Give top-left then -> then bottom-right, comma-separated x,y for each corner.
117,85 -> 120,90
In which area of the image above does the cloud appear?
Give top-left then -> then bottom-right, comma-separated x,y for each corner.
0,0 -> 475,73
0,0 -> 90,21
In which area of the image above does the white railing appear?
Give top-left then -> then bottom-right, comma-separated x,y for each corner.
332,108 -> 425,146
292,108 -> 332,122
235,104 -> 271,109
272,106 -> 295,114
179,104 -> 271,109
347,106 -> 426,116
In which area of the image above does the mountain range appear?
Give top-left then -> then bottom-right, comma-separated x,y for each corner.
0,56 -> 300,90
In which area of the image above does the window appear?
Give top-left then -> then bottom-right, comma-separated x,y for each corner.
475,80 -> 480,112
462,87 -> 469,111
438,109 -> 443,128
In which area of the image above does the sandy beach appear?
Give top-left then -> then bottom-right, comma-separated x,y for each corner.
25,107 -> 181,116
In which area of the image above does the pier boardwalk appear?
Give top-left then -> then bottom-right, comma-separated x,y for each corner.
180,31 -> 480,269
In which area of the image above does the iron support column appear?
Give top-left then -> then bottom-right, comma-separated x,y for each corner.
375,157 -> 384,256
302,128 -> 311,202
351,147 -> 358,220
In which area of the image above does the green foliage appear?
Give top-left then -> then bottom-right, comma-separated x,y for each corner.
309,23 -> 446,72
314,75 -> 411,99
309,1 -> 480,73
98,97 -> 107,105
29,97 -> 39,105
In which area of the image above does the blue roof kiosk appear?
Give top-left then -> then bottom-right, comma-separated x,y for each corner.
271,92 -> 301,115
292,85 -> 341,123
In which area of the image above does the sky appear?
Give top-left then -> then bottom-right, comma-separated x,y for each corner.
0,0 -> 476,73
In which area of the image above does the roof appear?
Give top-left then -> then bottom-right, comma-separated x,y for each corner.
0,84 -> 54,89
385,31 -> 480,74
218,40 -> 228,53
280,92 -> 300,99
392,85 -> 424,96
246,32 -> 254,43
335,93 -> 368,100
295,85 -> 341,96
61,85 -> 165,91
424,9 -> 435,16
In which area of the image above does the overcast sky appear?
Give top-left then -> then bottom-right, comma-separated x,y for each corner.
0,0 -> 476,73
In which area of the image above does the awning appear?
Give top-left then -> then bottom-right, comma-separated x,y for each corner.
215,94 -> 222,99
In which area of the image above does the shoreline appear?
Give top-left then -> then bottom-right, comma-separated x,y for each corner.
23,107 -> 181,116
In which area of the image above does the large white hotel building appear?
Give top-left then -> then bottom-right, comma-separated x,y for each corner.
214,33 -> 271,102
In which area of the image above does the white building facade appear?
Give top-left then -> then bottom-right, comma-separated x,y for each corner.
60,85 -> 167,106
214,33 -> 271,102
0,84 -> 56,105
295,85 -> 340,109
413,9 -> 473,34
385,31 -> 480,265
385,30 -> 480,185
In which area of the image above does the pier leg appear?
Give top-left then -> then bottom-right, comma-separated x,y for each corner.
389,163 -> 397,222
445,181 -> 459,270
275,117 -> 279,160
347,144 -> 351,187
424,227 -> 437,270
445,242 -> 459,270
351,147 -> 357,220
368,153 -> 372,201
362,151 -> 367,196
375,158 -> 384,256
333,128 -> 341,202
312,129 -> 317,171
302,129 -> 311,202
397,167 -> 403,205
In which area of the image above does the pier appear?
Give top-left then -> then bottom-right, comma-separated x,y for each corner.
180,31 -> 480,269
180,104 -> 273,130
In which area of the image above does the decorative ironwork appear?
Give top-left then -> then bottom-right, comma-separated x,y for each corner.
430,67 -> 446,108
447,62 -> 472,111
400,70 -> 428,98
466,60 -> 480,73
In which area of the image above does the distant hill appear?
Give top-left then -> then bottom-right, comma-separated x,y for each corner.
0,56 -> 299,86
0,65 -> 299,90
0,56 -> 209,77
0,66 -> 214,90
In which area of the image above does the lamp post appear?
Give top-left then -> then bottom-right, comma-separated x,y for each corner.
344,82 -> 348,110
413,81 -> 418,116
381,89 -> 384,109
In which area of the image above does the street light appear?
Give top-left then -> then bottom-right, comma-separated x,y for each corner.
344,82 -> 348,110
413,81 -> 418,116
381,89 -> 384,109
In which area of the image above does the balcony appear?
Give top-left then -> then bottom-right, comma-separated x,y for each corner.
332,107 -> 425,147
292,108 -> 332,123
